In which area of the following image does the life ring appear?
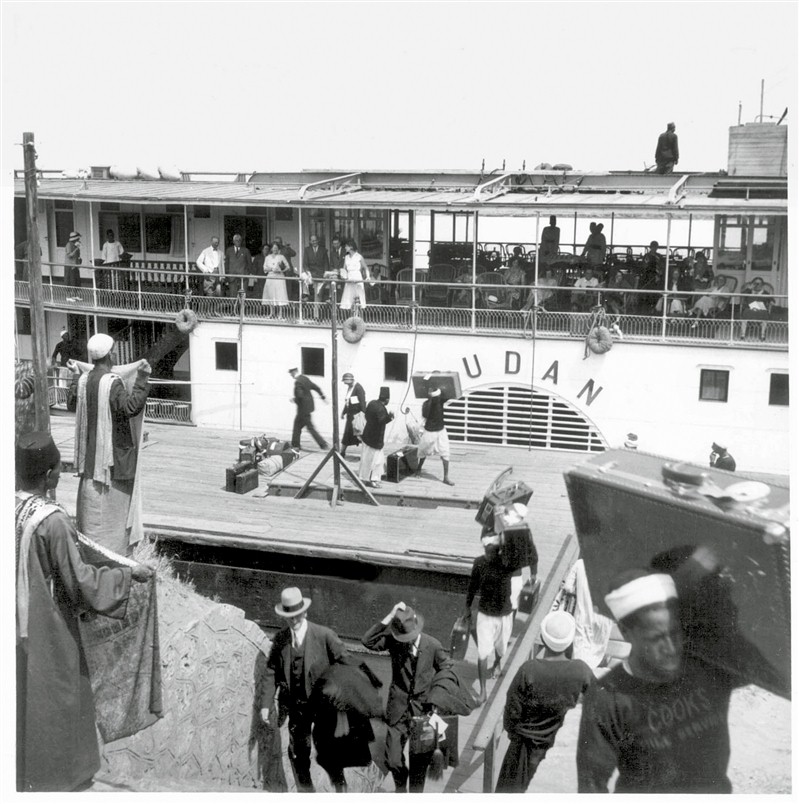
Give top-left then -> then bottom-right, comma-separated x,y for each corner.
175,309 -> 198,334
586,325 -> 613,354
342,316 -> 365,343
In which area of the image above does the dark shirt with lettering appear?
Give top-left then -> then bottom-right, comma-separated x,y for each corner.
577,657 -> 735,793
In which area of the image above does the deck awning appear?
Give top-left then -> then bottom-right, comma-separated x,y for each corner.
14,177 -> 788,218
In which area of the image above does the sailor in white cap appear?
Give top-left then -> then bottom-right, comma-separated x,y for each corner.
259,587 -> 348,792
496,610 -> 594,792
73,334 -> 151,555
577,566 -> 739,793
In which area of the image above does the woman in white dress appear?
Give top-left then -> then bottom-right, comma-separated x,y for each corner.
340,239 -> 368,313
262,242 -> 290,315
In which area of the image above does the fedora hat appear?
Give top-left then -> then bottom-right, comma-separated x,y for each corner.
274,587 -> 311,618
390,606 -> 424,643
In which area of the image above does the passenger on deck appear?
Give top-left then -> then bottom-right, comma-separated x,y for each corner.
604,269 -> 632,315
464,529 -> 519,704
195,235 -> 224,297
582,222 -> 607,270
100,229 -> 125,268
250,244 -> 269,300
690,274 -> 728,319
261,243 -> 291,316
273,236 -> 298,301
639,241 -> 665,312
539,216 -> 560,262
485,249 -> 503,272
358,386 -> 393,488
361,602 -> 453,793
654,267 -> 691,315
691,249 -> 713,290
505,257 -> 527,310
571,268 -> 600,311
495,611 -> 594,792
340,239 -> 369,313
225,233 -> 252,299
304,234 -> 330,306
739,277 -> 772,340
64,231 -> 83,300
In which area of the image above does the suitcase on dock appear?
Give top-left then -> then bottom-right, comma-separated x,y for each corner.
384,445 -> 419,483
226,460 -> 254,491
234,467 -> 259,494
564,448 -> 790,698
449,615 -> 470,662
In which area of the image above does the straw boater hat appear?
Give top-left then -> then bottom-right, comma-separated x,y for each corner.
390,606 -> 424,643
275,587 -> 311,618
540,610 -> 576,653
68,231 -> 81,241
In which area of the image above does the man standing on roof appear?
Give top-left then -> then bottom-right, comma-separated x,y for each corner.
495,610 -> 594,792
655,122 -> 679,174
362,602 -> 454,793
289,367 -> 328,451
577,559 -> 741,793
415,386 -> 454,486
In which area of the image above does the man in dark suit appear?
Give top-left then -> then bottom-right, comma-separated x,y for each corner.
224,233 -> 252,299
304,234 -> 330,305
362,603 -> 454,792
289,367 -> 328,450
260,587 -> 348,792
655,122 -> 679,174
327,235 -> 346,301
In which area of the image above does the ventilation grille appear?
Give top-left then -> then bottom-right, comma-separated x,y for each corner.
444,384 -> 606,452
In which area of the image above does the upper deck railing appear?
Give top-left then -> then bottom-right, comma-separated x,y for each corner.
14,261 -> 789,349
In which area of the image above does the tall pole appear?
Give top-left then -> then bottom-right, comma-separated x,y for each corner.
330,280 -> 341,492
23,132 -> 50,434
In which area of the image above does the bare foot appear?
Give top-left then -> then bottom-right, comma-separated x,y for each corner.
491,663 -> 502,680
443,478 -> 455,486
476,689 -> 487,705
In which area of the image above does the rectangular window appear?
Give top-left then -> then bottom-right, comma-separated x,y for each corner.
384,352 -> 409,382
699,369 -> 729,402
54,201 -> 74,248
215,342 -> 238,371
769,373 -> 789,406
301,346 -> 325,377
194,205 -> 211,219
118,213 -> 142,253
145,215 -> 173,254
16,306 -> 31,335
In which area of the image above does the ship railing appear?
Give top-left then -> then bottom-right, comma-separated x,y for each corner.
144,397 -> 193,425
14,267 -> 788,347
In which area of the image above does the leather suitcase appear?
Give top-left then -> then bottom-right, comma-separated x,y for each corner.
238,445 -> 257,465
234,467 -> 258,494
449,615 -> 470,662
384,445 -> 419,483
411,371 -> 462,401
475,480 -> 533,525
226,460 -> 253,491
564,448 -> 790,698
518,577 -> 541,615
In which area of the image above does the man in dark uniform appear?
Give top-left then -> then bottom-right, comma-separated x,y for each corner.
655,122 -> 679,174
288,367 -> 328,450
496,610 -> 593,792
260,587 -> 348,792
362,603 -> 454,793
304,234 -> 330,304
710,441 -> 736,471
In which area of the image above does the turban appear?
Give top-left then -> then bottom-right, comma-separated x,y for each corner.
88,333 -> 114,360
605,573 -> 677,622
540,610 -> 576,653
16,431 -> 61,481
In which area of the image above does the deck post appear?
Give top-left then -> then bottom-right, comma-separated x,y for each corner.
471,211 -> 477,333
183,204 -> 190,294
22,132 -> 50,434
661,215 -> 672,341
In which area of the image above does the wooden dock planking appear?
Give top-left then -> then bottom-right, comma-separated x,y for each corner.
50,417 -> 582,578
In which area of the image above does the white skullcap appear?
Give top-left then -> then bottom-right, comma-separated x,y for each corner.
429,388 -> 441,397
604,573 -> 677,622
540,610 -> 576,653
60,329 -> 68,338
88,333 -> 114,360
480,532 -> 501,547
